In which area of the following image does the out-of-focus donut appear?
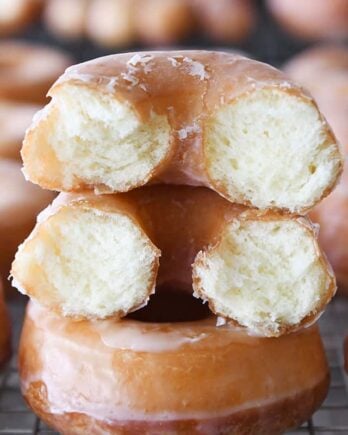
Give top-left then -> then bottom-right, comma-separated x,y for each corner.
87,0 -> 136,48
0,100 -> 39,160
0,0 -> 42,36
267,0 -> 348,41
0,41 -> 72,104
0,160 -> 54,291
44,0 -> 88,40
135,0 -> 194,45
192,0 -> 256,43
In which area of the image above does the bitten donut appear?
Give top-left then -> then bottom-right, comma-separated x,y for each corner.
0,41 -> 72,104
267,0 -> 348,41
0,0 -> 42,36
285,46 -> 348,290
20,300 -> 329,435
0,281 -> 11,367
22,51 -> 343,213
0,101 -> 39,160
0,160 -> 54,290
192,0 -> 256,43
11,186 -> 336,337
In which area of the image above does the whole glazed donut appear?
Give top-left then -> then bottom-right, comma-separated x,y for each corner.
0,41 -> 72,104
20,301 -> 329,435
267,0 -> 348,41
285,45 -> 348,291
0,101 -> 39,160
11,186 -> 336,337
0,160 -> 54,291
22,51 -> 343,213
0,281 -> 11,367
0,0 -> 42,36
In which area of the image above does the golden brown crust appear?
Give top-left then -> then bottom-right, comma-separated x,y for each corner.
22,380 -> 329,435
19,302 -> 329,434
0,41 -> 72,104
192,209 -> 337,337
22,50 -> 342,212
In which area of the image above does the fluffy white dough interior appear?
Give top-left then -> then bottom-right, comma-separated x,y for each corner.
48,84 -> 171,190
205,88 -> 340,211
14,207 -> 159,318
194,219 -> 331,335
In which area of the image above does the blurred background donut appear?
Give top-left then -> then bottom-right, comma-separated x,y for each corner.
267,0 -> 348,41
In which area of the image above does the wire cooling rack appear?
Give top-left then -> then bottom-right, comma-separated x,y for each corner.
0,296 -> 347,435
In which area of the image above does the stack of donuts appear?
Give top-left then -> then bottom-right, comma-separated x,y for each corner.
12,51 -> 344,434
44,0 -> 256,47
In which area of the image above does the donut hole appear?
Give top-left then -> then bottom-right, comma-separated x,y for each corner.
204,88 -> 341,212
27,83 -> 171,192
11,206 -> 160,319
193,219 -> 332,336
128,286 -> 211,323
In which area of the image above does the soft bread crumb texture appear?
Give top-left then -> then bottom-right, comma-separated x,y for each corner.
40,84 -> 171,191
205,88 -> 341,211
194,219 -> 332,336
12,207 -> 159,318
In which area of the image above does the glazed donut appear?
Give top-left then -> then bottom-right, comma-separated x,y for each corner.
44,0 -> 89,40
87,0 -> 136,48
0,0 -> 42,36
135,0 -> 193,46
19,300 -> 329,434
192,0 -> 256,43
11,186 -> 336,337
267,0 -> 348,41
0,160 -> 54,291
284,46 -> 348,291
0,41 -> 72,104
0,100 -> 39,160
0,281 -> 11,367
22,51 -> 343,213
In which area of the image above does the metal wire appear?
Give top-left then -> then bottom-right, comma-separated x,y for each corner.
0,297 -> 347,434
